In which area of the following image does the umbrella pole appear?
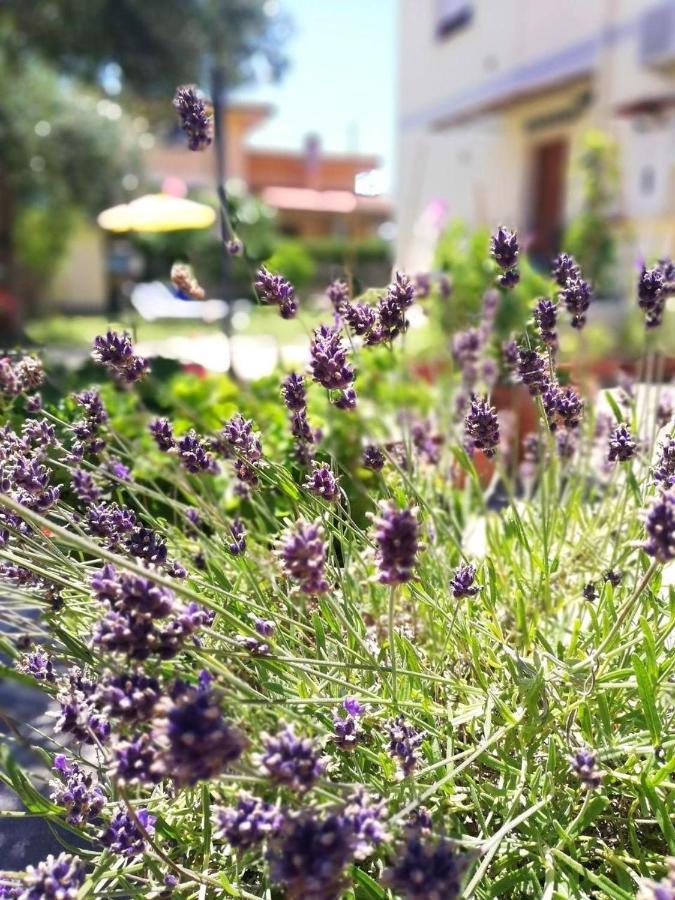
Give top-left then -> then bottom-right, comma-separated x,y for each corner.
211,63 -> 233,342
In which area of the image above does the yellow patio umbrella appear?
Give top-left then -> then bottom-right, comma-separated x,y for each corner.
97,193 -> 216,233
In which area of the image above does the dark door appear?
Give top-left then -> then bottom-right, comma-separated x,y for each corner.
529,139 -> 568,267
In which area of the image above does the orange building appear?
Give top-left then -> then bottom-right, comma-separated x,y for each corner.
148,103 -> 391,240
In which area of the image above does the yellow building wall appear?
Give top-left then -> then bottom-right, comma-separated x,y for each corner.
48,223 -> 107,313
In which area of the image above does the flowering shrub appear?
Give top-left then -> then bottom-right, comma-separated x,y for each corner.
0,92 -> 674,899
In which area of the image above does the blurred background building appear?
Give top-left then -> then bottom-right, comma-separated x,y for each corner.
397,0 -> 675,276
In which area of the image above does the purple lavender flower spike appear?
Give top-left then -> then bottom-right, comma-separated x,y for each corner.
560,277 -> 592,329
345,791 -> 389,859
501,338 -> 519,371
71,468 -> 101,504
465,395 -> 500,457
91,330 -> 148,382
414,272 -> 431,298
255,723 -> 325,791
644,490 -> 675,562
497,267 -> 520,289
383,831 -> 472,900
277,519 -> 329,595
638,265 -> 666,329
21,853 -> 86,899
439,273 -> 452,298
111,734 -> 162,786
326,279 -> 350,312
343,697 -> 365,716
17,647 -> 55,682
372,501 -> 420,586
215,792 -> 282,850
552,252 -> 580,287
387,715 -> 425,777
344,302 -> 376,336
534,297 -> 558,348
227,518 -> 247,554
176,430 -> 215,473
255,265 -> 298,319
49,756 -> 105,826
653,437 -> 675,488
451,563 -> 479,599
362,444 -> 385,471
304,462 -> 340,501
490,226 -> 519,269
267,809 -> 355,899
99,806 -> 156,858
332,712 -> 361,752
570,748 -> 603,790
517,348 -> 549,396
173,85 -> 212,151
149,417 -> 175,451
152,676 -> 248,788
92,671 -> 161,723
309,325 -> 354,391
607,423 -> 637,462
334,387 -> 357,410
281,373 -> 307,411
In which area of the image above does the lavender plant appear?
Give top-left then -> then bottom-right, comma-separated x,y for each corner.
0,104 -> 673,900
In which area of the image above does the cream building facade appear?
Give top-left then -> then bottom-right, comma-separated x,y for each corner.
397,0 -> 675,273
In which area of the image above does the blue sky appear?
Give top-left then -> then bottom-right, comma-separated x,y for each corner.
234,0 -> 397,189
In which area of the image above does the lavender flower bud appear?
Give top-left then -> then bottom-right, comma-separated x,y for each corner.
490,226 -> 519,269
255,724 -> 325,791
607,423 -> 637,462
91,330 -> 148,382
255,266 -> 298,319
644,490 -> 675,562
387,715 -> 425,777
326,279 -> 350,312
570,748 -> 602,790
383,831 -> 471,900
305,462 -> 339,501
344,302 -> 377,336
111,734 -> 162,786
227,518 -> 247,554
560,277 -> 592,329
152,675 -> 248,788
517,348 -> 549,396
450,563 -> 479,599
16,647 -> 55,682
173,85 -> 212,151
277,519 -> 329,595
281,373 -> 307,412
371,501 -> 420,586
22,853 -> 86,899
50,755 -> 105,826
653,437 -> 675,488
99,806 -> 155,858
332,712 -> 361,752
464,395 -> 500,457
309,325 -> 354,391
497,267 -> 520,289
334,388 -> 357,410
534,297 -> 558,348
267,809 -> 355,899
552,252 -> 580,287
150,417 -> 175,451
362,444 -> 385,471
226,238 -> 243,256
215,792 -> 282,850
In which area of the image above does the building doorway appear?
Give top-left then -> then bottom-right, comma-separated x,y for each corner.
529,139 -> 568,268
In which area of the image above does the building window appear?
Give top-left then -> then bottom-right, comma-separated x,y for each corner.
435,0 -> 472,39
